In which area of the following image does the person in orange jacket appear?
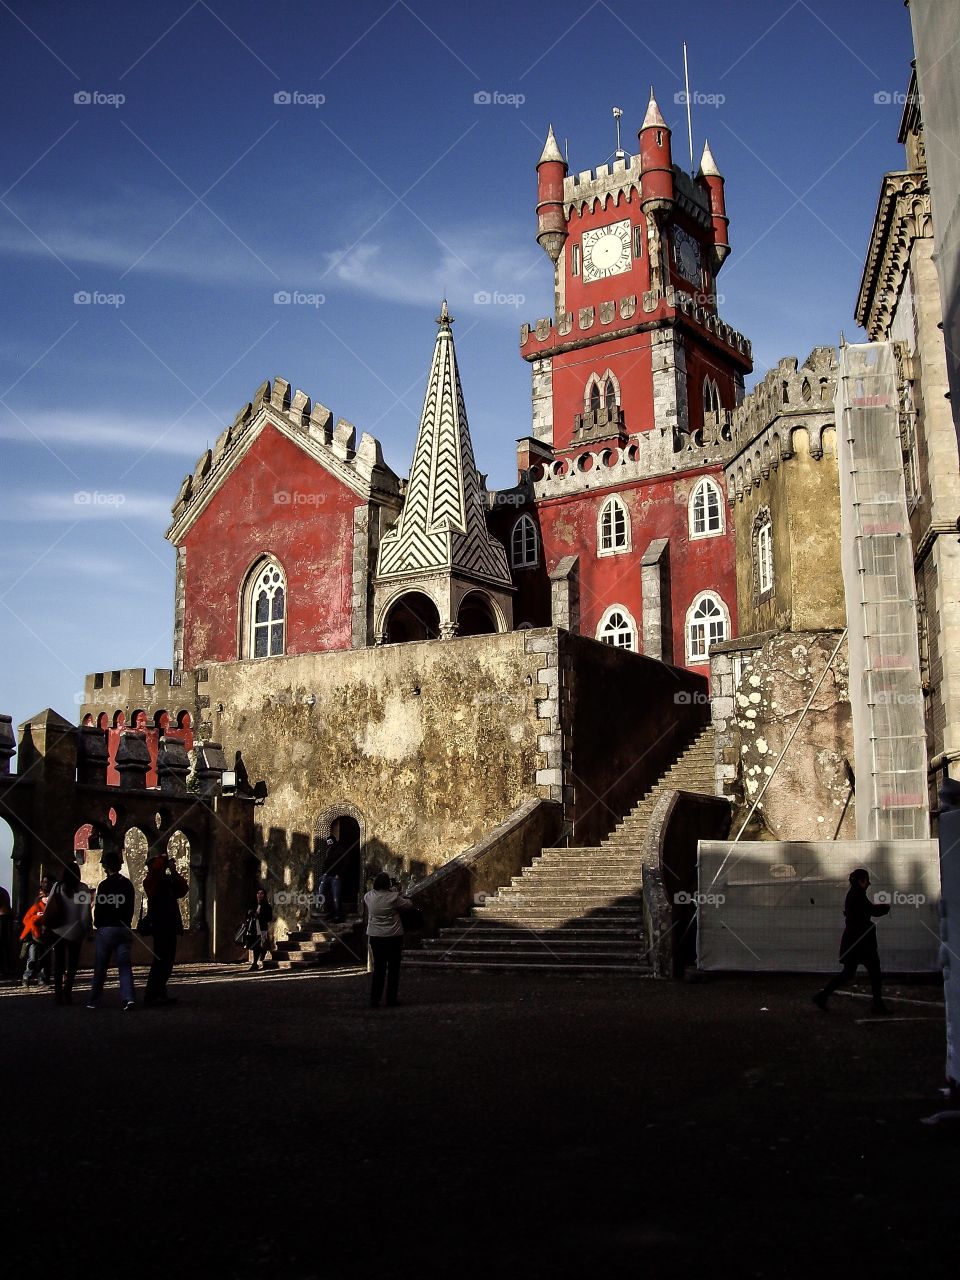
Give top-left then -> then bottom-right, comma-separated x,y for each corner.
20,875 -> 52,986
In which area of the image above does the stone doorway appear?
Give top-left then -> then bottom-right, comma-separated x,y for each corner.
324,815 -> 363,916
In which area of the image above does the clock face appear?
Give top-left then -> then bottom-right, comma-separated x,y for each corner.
581,219 -> 632,282
673,227 -> 702,282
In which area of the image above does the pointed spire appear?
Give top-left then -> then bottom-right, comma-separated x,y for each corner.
698,138 -> 721,178
375,310 -> 512,590
641,87 -> 667,131
538,123 -> 565,166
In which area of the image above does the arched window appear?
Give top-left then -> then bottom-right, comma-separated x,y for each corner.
702,376 -> 721,420
511,514 -> 538,569
689,477 -> 724,538
589,381 -> 602,414
686,592 -> 728,664
598,495 -> 630,556
247,559 -> 286,658
597,605 -> 638,652
604,378 -> 617,412
754,511 -> 774,597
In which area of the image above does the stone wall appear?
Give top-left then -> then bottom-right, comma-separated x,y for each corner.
710,631 -> 854,842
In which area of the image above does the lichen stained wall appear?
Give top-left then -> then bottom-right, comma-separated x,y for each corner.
200,631 -> 547,938
716,632 -> 854,842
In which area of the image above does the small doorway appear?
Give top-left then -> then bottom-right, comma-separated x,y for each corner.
323,815 -> 363,916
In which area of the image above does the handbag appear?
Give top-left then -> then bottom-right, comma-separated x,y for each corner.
42,886 -> 64,933
136,899 -> 154,937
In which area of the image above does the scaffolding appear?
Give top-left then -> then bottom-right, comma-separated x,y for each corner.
836,341 -> 929,840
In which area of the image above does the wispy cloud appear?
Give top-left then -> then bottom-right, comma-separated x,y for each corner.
0,409 -> 205,457
0,490 -> 172,523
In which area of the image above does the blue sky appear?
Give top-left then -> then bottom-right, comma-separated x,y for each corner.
0,0 -> 917,865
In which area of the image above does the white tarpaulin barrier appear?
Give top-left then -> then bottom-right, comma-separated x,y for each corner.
696,840 -> 940,972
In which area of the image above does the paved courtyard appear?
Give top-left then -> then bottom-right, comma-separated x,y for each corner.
3,964 -> 953,1278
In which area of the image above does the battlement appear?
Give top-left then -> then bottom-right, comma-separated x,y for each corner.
726,348 -> 839,502
561,157 -> 710,227
168,376 -> 400,536
526,414 -> 732,500
520,286 -> 752,365
83,667 -> 201,711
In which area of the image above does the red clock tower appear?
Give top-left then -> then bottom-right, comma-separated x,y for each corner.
504,91 -> 753,672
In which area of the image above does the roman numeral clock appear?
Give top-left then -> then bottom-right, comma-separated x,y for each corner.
581,219 -> 632,282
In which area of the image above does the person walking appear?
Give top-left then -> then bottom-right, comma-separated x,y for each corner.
319,837 -> 343,922
47,862 -> 92,1005
142,851 -> 189,1008
364,872 -> 412,1008
19,875 -> 52,987
244,887 -> 273,971
86,851 -> 136,1010
814,868 -> 891,1015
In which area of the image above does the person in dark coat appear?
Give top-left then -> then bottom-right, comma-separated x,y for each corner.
244,887 -> 273,970
143,852 -> 189,1008
814,868 -> 891,1014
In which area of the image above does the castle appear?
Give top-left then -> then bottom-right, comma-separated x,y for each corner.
0,81 -> 949,973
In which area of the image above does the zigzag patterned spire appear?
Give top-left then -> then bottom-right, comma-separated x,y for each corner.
377,303 -> 512,585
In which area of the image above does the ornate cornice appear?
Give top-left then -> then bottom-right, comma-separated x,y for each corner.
855,170 -> 932,338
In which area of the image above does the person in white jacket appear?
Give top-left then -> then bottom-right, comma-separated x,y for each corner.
363,872 -> 412,1007
46,861 -> 92,1005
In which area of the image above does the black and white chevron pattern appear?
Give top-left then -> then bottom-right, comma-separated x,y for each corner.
377,316 -> 511,586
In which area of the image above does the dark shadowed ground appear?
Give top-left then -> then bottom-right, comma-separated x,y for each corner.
2,965 -> 954,1279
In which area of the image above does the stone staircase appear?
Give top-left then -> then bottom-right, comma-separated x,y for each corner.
264,913 -> 361,971
406,727 -> 715,973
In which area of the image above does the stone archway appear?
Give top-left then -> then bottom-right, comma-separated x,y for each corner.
315,804 -> 367,915
381,590 -> 441,643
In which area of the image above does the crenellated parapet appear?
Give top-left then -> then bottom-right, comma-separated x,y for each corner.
524,413 -> 733,500
167,376 -> 400,541
725,347 -> 839,502
81,667 -> 201,726
520,285 -> 752,366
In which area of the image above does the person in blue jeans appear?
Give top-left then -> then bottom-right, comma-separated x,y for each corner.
86,851 -> 136,1010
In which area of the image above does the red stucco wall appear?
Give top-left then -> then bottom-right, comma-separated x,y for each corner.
179,424 -> 360,667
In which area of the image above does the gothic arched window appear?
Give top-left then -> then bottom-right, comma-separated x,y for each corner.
246,559 -> 286,658
702,376 -> 721,420
597,605 -> 638,652
589,381 -> 602,414
511,514 -> 538,569
753,509 -> 774,598
686,591 -> 728,664
605,378 -> 617,412
598,495 -> 631,556
689,477 -> 724,538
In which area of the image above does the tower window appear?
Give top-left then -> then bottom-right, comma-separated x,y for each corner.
572,244 -> 581,277
597,605 -> 638,652
633,224 -> 644,259
589,381 -> 602,414
754,509 -> 774,598
686,592 -> 728,664
510,514 -> 538,569
689,477 -> 724,538
605,378 -> 617,412
702,376 -> 721,421
598,495 -> 631,556
246,559 -> 286,658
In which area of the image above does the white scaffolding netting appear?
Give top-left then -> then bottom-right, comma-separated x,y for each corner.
836,341 -> 929,840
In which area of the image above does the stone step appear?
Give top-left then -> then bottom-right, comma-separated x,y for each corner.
474,911 -> 644,927
413,947 -> 644,964
422,937 -> 640,953
437,924 -> 640,940
404,955 -> 651,973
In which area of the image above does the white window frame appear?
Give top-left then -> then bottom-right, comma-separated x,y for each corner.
757,521 -> 773,595
597,604 -> 638,652
597,495 -> 631,557
689,477 -> 724,539
247,559 -> 286,659
510,514 -> 539,569
685,591 -> 728,665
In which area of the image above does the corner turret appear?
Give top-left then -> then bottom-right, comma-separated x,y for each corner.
697,138 -> 730,270
536,124 -> 568,263
639,88 -> 674,212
